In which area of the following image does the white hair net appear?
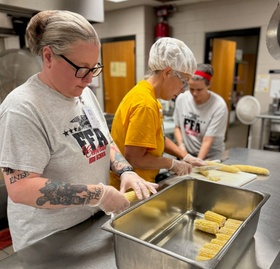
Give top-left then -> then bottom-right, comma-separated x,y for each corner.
148,37 -> 197,75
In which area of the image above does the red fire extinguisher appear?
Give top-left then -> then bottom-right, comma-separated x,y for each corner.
155,17 -> 169,40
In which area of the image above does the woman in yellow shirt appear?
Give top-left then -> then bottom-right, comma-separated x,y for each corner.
110,37 -> 205,189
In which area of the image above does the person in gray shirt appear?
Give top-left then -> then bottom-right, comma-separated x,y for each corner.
173,63 -> 228,160
0,10 -> 157,251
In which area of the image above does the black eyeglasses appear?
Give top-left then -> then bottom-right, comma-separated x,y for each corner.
174,71 -> 189,91
59,54 -> 103,78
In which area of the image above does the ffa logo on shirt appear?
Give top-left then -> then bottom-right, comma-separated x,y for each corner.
63,115 -> 108,164
184,112 -> 202,137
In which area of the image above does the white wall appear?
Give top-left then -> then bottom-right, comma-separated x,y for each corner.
93,6 -> 157,111
93,0 -> 279,149
167,0 -> 279,148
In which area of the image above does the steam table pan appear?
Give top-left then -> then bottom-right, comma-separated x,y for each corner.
102,178 -> 269,269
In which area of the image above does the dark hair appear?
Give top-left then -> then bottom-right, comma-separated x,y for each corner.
192,63 -> 213,86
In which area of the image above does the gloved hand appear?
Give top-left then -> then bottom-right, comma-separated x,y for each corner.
178,143 -> 187,152
98,183 -> 130,216
120,171 -> 158,200
183,154 -> 206,166
169,159 -> 192,176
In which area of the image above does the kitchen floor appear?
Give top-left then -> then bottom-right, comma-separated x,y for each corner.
0,245 -> 14,261
225,119 -> 249,150
0,120 -> 248,262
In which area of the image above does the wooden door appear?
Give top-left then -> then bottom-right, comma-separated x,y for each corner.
211,38 -> 236,114
102,40 -> 135,114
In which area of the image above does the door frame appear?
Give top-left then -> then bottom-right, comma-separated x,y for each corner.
204,28 -> 260,148
100,35 -> 136,111
204,27 -> 260,94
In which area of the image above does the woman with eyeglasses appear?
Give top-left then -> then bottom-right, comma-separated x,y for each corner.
0,10 -> 158,252
110,37 -> 206,190
173,63 -> 228,160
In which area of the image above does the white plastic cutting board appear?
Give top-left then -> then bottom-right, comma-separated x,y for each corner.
189,170 -> 257,187
165,170 -> 257,187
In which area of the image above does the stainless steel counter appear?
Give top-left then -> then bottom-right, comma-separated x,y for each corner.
1,148 -> 280,269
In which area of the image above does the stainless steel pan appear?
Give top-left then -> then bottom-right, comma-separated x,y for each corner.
267,0 -> 280,60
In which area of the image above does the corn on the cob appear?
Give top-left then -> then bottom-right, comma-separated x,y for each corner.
224,220 -> 241,230
218,226 -> 236,235
208,176 -> 221,182
210,238 -> 227,246
197,247 -> 219,259
231,165 -> 270,175
206,161 -> 240,173
196,255 -> 211,261
194,219 -> 219,234
199,170 -> 209,177
216,233 -> 232,241
204,211 -> 226,227
226,218 -> 243,225
203,242 -> 223,252
124,191 -> 138,202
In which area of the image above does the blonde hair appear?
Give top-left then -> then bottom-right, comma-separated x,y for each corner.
26,10 -> 100,56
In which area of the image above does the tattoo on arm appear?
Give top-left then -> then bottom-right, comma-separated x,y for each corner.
36,180 -> 102,207
3,168 -> 30,184
110,143 -> 132,173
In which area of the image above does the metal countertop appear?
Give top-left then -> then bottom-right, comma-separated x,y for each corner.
0,148 -> 279,269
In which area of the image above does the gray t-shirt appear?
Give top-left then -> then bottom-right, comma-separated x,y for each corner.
0,74 -> 112,251
173,91 -> 228,159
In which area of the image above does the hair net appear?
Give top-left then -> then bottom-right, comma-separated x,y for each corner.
148,37 -> 197,75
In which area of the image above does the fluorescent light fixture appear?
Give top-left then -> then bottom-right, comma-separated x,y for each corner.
107,0 -> 128,2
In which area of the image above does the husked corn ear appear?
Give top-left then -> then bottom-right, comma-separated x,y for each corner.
218,226 -> 236,235
231,165 -> 270,175
196,255 -> 211,261
199,170 -> 209,177
210,238 -> 227,246
204,211 -> 226,227
208,176 -> 221,182
203,242 -> 223,252
217,165 -> 240,173
194,219 -> 219,234
226,218 -> 243,225
206,161 -> 240,173
216,233 -> 232,241
224,220 -> 241,230
197,247 -> 218,259
124,191 -> 138,202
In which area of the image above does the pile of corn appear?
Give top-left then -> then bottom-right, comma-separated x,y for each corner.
194,211 -> 243,261
205,161 -> 270,176
198,170 -> 221,182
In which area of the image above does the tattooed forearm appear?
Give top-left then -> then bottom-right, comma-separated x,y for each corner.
36,180 -> 102,207
110,143 -> 131,172
3,168 -> 30,184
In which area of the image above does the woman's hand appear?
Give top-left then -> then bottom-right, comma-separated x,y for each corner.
97,183 -> 130,215
183,154 -> 206,166
120,172 -> 158,200
169,159 -> 192,176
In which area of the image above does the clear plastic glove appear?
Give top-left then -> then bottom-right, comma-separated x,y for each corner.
120,171 -> 158,200
98,183 -> 130,216
169,159 -> 192,176
183,154 -> 206,166
178,143 -> 187,152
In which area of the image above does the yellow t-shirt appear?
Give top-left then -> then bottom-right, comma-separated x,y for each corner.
110,80 -> 164,189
